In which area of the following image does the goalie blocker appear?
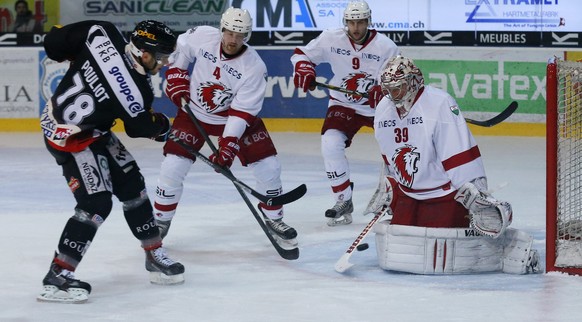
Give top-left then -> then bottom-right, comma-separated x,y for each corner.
374,221 -> 540,274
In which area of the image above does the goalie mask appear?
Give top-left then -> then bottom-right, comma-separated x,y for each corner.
220,7 -> 253,43
130,20 -> 176,66
380,56 -> 424,116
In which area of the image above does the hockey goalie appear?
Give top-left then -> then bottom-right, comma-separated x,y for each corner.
367,56 -> 540,275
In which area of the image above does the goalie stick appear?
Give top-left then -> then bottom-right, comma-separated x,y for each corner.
334,206 -> 392,273
313,81 -> 518,128
177,102 -> 300,260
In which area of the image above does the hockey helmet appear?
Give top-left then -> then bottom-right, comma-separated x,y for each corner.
343,1 -> 372,26
380,56 -> 425,114
220,7 -> 253,42
130,20 -> 176,64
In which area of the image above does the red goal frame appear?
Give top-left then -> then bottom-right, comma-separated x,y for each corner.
546,57 -> 582,275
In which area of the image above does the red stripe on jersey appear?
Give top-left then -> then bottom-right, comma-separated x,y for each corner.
293,48 -> 307,55
441,145 -> 481,171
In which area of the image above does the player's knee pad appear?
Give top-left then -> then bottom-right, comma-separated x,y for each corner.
75,191 -> 113,221
251,155 -> 282,195
122,191 -> 159,241
374,222 -> 505,274
57,208 -> 103,263
154,154 -> 192,220
114,166 -> 147,202
321,129 -> 347,159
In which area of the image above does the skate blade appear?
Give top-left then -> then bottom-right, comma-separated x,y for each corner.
37,285 -> 89,304
327,214 -> 353,227
272,234 -> 298,250
149,272 -> 185,285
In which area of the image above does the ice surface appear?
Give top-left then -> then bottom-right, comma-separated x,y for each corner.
1,132 -> 581,322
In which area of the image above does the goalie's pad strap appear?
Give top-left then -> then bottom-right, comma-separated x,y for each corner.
374,222 -> 534,275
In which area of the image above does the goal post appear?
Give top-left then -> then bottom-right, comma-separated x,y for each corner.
546,57 -> 582,275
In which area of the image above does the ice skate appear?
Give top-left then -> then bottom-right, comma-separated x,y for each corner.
259,206 -> 298,249
156,219 -> 172,239
325,198 -> 354,226
145,247 -> 185,285
37,262 -> 91,304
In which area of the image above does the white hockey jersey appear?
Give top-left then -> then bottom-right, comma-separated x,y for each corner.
171,26 -> 267,126
291,29 -> 399,117
374,86 -> 486,200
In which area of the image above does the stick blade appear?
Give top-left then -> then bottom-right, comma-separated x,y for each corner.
465,101 -> 518,127
268,184 -> 307,206
334,253 -> 354,273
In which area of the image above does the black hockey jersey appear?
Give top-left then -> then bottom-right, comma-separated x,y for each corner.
40,20 -> 165,152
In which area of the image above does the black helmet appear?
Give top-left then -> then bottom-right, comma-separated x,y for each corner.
131,20 -> 176,56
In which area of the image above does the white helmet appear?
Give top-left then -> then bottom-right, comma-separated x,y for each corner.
343,1 -> 372,26
380,56 -> 424,116
220,7 -> 252,42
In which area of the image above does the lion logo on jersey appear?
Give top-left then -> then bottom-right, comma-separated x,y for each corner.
340,72 -> 373,103
196,81 -> 234,113
392,145 -> 420,187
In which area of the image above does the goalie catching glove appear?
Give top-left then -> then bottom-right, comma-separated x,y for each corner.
209,136 -> 240,169
165,67 -> 190,107
454,178 -> 512,239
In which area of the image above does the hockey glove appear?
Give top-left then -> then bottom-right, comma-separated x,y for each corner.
152,113 -> 171,142
165,67 -> 190,108
293,61 -> 316,93
454,181 -> 513,239
209,136 -> 240,169
367,85 -> 384,109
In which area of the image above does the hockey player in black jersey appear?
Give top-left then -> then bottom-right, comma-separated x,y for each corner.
38,20 -> 184,304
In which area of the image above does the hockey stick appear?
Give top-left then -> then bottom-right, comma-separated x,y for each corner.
177,103 -> 300,260
464,101 -> 518,127
314,81 -> 369,98
168,136 -> 305,206
334,206 -> 391,273
314,81 -> 518,128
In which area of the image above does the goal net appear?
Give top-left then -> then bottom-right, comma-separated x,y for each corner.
546,57 -> 582,275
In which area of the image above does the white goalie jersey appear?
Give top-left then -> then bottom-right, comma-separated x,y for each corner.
170,26 -> 267,125
374,85 -> 486,200
291,28 -> 399,117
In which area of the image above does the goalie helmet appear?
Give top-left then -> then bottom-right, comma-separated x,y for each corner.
343,1 -> 372,26
220,7 -> 253,42
380,56 -> 424,115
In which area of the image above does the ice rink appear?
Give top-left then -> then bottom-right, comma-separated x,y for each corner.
2,131 -> 582,322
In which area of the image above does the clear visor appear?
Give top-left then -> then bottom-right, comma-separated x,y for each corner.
153,52 -> 171,66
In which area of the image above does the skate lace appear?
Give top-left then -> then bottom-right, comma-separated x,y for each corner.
152,248 -> 177,267
59,269 -> 75,279
332,199 -> 352,213
269,219 -> 291,233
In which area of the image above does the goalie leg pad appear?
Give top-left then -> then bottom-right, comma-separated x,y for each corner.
374,222 -> 504,274
502,228 -> 541,274
374,223 -> 540,274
